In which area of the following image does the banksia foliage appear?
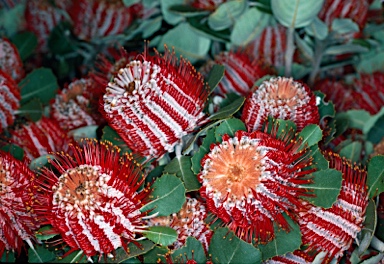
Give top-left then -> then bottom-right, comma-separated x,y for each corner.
101,47 -> 209,159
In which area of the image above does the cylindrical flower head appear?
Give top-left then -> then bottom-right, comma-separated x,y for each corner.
51,77 -> 104,131
10,117 -> 73,161
242,76 -> 320,132
298,151 -> 369,262
0,70 -> 20,132
68,0 -> 141,41
34,139 -> 152,258
0,151 -> 40,257
199,50 -> 275,97
198,129 -> 315,243
101,48 -> 209,159
0,37 -> 24,82
265,249 -> 316,263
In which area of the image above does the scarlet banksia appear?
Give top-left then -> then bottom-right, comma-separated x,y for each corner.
0,37 -> 24,82
101,47 -> 209,159
0,151 -> 40,258
34,139 -> 153,259
0,69 -> 20,132
198,128 -> 315,243
241,76 -> 320,132
297,151 -> 369,263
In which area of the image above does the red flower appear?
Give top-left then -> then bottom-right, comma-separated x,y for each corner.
0,151 -> 40,257
68,0 -> 141,41
198,129 -> 315,243
297,151 -> 369,262
190,0 -> 227,11
10,117 -> 73,161
266,249 -> 316,263
0,37 -> 24,82
242,76 -> 320,132
199,50 -> 275,97
101,47 -> 209,159
50,77 -> 105,131
34,139 -> 152,259
0,70 -> 20,132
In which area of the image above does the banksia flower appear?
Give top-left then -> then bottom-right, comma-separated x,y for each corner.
242,76 -> 320,132
265,250 -> 316,263
0,37 -> 24,82
101,47 -> 209,159
198,129 -> 315,243
68,0 -> 141,41
0,151 -> 40,258
34,139 -> 152,259
199,50 -> 275,97
50,77 -> 104,131
297,151 -> 369,262
0,69 -> 20,132
10,117 -> 73,161
190,0 -> 227,11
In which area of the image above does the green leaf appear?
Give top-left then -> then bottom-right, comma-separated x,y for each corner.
0,251 -> 15,263
143,246 -> 169,264
336,110 -> 370,131
263,117 -> 297,139
271,0 -> 324,28
208,0 -> 247,31
215,118 -> 246,142
171,237 -> 206,264
297,124 -> 323,151
35,225 -> 60,241
363,107 -> 384,144
294,32 -> 314,60
209,227 -> 262,264
191,128 -> 216,174
187,15 -> 231,43
309,145 -> 329,170
324,44 -> 369,56
0,144 -> 24,161
28,243 -> 56,263
168,4 -> 210,17
17,97 -> 43,122
68,125 -> 99,141
11,31 -> 38,61
48,21 -> 75,55
113,240 -> 155,262
29,154 -> 54,172
163,156 -> 200,192
209,97 -> 245,121
314,91 -> 335,121
333,116 -> 350,139
257,213 -> 301,260
161,0 -> 185,25
122,0 -> 141,7
157,22 -> 211,64
367,155 -> 384,199
142,226 -> 178,246
101,126 -> 132,155
141,174 -> 186,216
230,7 -> 271,46
356,50 -> 384,74
305,17 -> 328,40
300,169 -> 342,208
135,16 -> 163,39
357,199 -> 377,256
0,4 -> 25,36
19,68 -> 59,105
206,64 -> 225,94
340,141 -> 363,163
52,250 -> 88,263
331,18 -> 359,35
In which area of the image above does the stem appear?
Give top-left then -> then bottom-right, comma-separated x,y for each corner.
308,38 -> 326,87
285,27 -> 295,77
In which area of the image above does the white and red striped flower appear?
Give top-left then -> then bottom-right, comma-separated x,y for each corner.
0,70 -> 20,132
242,76 -> 320,132
68,0 -> 141,41
198,129 -> 315,243
50,77 -> 104,131
0,151 -> 40,257
10,117 -> 73,161
101,47 -> 209,159
265,250 -> 316,264
0,37 -> 24,83
297,151 -> 369,262
34,139 -> 152,259
199,50 -> 275,97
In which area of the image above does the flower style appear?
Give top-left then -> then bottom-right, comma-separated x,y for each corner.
0,151 -> 40,258
34,139 -> 152,259
199,50 -> 275,97
0,70 -> 20,132
50,77 -> 105,131
242,76 -> 320,132
198,129 -> 315,243
10,117 -> 73,161
0,37 -> 24,82
101,47 -> 209,159
297,151 -> 369,262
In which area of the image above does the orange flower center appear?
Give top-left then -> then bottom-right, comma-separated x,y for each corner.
269,78 -> 306,107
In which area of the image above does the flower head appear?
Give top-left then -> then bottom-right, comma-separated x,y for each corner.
0,37 -> 24,82
34,139 -> 152,258
242,76 -> 320,132
101,47 -> 209,159
297,151 -> 369,262
0,69 -> 20,132
198,129 -> 315,243
190,0 -> 227,11
0,151 -> 40,257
